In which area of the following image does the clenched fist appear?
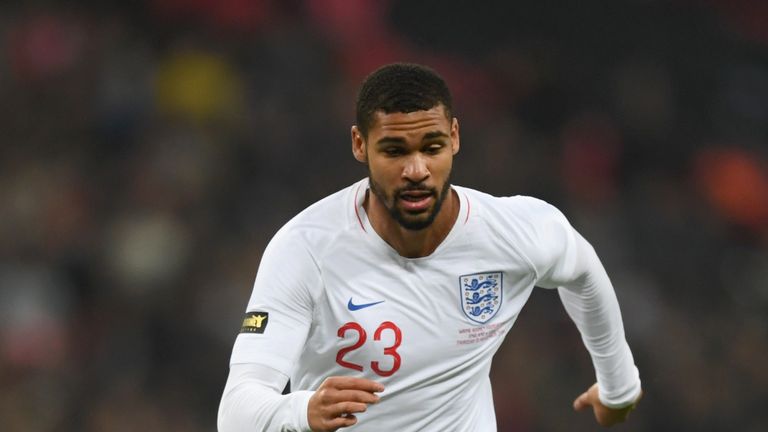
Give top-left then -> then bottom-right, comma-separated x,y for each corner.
308,376 -> 384,431
573,382 -> 642,427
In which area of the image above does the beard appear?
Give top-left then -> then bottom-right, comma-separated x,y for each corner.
368,175 -> 452,231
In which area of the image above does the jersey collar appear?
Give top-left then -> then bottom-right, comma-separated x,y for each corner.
352,178 -> 470,260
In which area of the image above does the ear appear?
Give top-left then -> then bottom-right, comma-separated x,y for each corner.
351,125 -> 367,163
451,117 -> 460,156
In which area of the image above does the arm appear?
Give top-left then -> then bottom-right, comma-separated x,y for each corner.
219,363 -> 384,432
556,231 -> 642,425
526,200 -> 642,424
218,364 -> 384,432
218,227 -> 317,432
218,228 -> 383,432
218,363 -> 313,432
556,229 -> 641,407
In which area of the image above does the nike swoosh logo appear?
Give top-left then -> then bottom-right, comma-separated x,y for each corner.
347,298 -> 385,311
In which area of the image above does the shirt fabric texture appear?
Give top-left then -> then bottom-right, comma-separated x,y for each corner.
219,178 -> 642,432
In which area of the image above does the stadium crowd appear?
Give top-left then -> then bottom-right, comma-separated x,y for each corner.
1,1 -> 766,430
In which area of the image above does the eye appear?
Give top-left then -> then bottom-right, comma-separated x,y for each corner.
423,143 -> 444,155
384,147 -> 405,157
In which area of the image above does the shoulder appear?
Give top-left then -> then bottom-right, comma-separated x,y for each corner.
455,186 -> 574,276
455,185 -> 566,229
267,179 -> 365,256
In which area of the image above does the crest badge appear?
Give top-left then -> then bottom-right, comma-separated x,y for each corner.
459,272 -> 503,324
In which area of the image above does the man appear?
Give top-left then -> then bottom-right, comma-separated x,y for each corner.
218,63 -> 642,431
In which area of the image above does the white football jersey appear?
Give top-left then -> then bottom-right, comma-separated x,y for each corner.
229,178 -> 640,431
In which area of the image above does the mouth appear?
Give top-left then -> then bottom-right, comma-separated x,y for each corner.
398,189 -> 434,212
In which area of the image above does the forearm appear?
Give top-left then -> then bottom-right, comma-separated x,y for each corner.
557,238 -> 641,408
218,363 -> 314,432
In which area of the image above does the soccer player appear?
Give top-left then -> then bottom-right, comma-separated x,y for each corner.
218,63 -> 642,431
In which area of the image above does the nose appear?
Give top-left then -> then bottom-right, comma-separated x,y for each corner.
402,153 -> 430,183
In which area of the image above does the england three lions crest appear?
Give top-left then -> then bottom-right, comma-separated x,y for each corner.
459,272 -> 503,324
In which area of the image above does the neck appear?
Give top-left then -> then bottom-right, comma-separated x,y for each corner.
364,187 -> 459,258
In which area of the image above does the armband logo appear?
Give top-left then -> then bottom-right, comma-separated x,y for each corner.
240,311 -> 269,334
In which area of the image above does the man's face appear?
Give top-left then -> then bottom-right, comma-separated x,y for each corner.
352,105 -> 460,230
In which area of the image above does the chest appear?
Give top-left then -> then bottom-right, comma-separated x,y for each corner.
308,242 -> 535,381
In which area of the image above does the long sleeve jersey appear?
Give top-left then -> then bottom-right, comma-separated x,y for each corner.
218,178 -> 642,431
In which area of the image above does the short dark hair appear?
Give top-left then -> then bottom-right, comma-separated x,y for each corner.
355,63 -> 453,138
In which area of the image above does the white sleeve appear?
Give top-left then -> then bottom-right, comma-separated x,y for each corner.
218,363 -> 313,432
525,200 -> 642,408
221,227 -> 321,431
229,227 -> 319,374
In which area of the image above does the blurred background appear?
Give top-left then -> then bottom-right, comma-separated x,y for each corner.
1,0 -> 767,430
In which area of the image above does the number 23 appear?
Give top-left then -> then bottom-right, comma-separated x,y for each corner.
336,321 -> 402,377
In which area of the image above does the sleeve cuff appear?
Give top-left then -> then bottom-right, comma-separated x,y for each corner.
290,390 -> 315,431
598,375 -> 642,409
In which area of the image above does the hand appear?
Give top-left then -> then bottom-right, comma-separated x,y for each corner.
307,376 -> 384,432
573,383 -> 641,427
